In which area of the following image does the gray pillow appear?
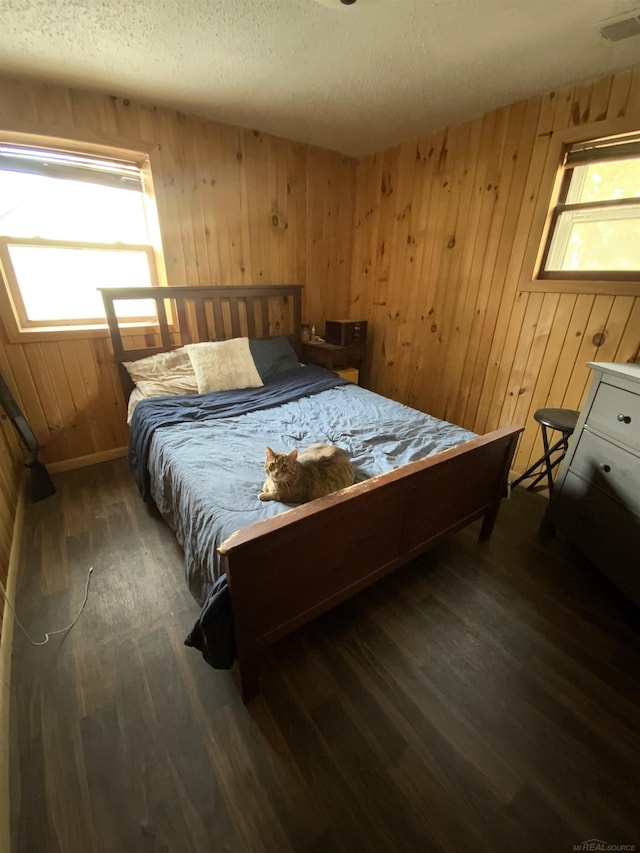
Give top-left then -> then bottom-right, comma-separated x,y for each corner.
249,336 -> 300,382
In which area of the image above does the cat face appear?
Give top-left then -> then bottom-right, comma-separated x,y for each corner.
264,446 -> 298,482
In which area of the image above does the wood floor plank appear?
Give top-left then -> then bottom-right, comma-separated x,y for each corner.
9,459 -> 640,852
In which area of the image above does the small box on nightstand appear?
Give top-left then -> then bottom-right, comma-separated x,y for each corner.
324,320 -> 367,347
336,367 -> 359,384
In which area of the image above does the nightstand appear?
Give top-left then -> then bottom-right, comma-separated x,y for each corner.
302,341 -> 366,385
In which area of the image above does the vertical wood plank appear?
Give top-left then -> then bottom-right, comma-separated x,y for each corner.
193,299 -> 209,340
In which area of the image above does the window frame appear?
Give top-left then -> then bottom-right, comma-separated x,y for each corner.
521,117 -> 640,297
0,124 -> 168,342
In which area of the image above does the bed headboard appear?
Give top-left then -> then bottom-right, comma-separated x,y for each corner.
99,284 -> 303,400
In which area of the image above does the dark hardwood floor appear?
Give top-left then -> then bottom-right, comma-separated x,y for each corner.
10,459 -> 640,852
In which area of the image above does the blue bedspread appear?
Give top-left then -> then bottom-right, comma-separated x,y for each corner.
129,366 -> 476,669
129,365 -> 348,501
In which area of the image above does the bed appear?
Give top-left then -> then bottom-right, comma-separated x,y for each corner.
101,285 -> 522,701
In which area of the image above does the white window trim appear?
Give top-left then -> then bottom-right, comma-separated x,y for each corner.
521,117 -> 640,297
0,124 -> 167,342
0,237 -> 159,330
545,204 -> 640,272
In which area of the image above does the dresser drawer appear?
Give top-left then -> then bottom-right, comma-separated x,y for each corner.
588,381 -> 640,451
571,428 -> 640,517
554,471 -> 640,606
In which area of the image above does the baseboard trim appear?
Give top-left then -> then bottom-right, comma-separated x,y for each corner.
47,446 -> 128,474
0,474 -> 26,853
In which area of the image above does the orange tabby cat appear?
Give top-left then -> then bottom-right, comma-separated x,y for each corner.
258,444 -> 354,504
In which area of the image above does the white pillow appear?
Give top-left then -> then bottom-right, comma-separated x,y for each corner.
123,347 -> 198,397
127,386 -> 146,423
186,338 -> 263,394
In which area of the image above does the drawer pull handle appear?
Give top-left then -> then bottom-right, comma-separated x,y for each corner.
599,463 -> 611,473
616,413 -> 631,424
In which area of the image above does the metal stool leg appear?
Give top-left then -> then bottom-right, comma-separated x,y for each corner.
540,424 -> 554,492
511,429 -> 571,492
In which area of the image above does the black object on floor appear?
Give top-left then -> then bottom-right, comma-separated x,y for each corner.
0,371 -> 55,502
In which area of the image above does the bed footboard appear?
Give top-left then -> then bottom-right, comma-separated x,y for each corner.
219,425 -> 522,701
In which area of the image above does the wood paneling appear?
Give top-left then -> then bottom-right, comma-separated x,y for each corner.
2,66 -> 640,565
0,419 -> 22,614
0,73 -> 355,466
0,418 -> 21,665
350,69 -> 640,477
0,74 -> 353,648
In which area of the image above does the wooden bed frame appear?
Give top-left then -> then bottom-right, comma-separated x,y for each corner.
100,285 -> 522,701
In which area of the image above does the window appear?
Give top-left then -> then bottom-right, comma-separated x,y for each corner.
0,139 -> 164,337
539,133 -> 640,281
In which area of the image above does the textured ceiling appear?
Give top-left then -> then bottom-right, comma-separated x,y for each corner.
2,0 -> 640,156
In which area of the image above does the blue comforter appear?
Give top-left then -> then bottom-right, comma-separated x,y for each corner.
129,365 -> 348,501
129,366 -> 476,669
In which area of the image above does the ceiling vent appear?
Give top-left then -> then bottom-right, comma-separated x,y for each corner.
598,13 -> 640,41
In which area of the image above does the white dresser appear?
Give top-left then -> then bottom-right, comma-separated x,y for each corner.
544,362 -> 640,607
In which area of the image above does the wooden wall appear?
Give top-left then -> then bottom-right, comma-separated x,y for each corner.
0,73 -> 355,625
2,66 -> 640,597
0,73 -> 355,463
350,68 -> 640,477
0,421 -> 21,618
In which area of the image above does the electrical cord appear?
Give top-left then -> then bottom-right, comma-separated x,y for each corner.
0,566 -> 94,646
